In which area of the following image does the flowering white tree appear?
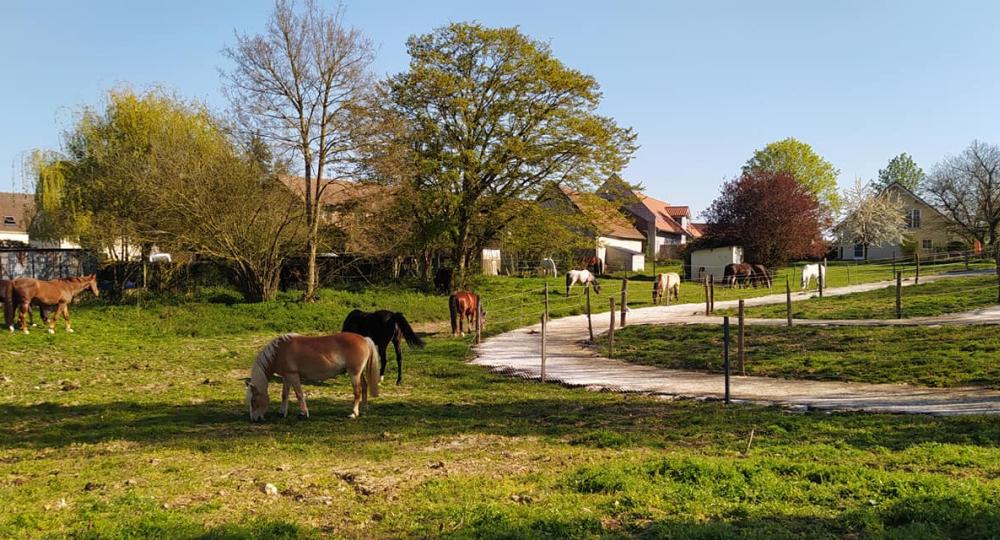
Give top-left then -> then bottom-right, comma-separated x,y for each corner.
836,180 -> 906,260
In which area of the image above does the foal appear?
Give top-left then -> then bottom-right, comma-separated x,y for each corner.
245,332 -> 380,421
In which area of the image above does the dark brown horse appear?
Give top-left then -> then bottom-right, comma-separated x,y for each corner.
577,256 -> 604,276
723,263 -> 753,288
750,264 -> 772,288
11,275 -> 99,334
449,291 -> 485,337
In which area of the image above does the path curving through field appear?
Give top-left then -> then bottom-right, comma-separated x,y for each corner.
472,272 -> 1000,415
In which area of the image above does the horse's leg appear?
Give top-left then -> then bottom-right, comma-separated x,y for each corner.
18,302 -> 29,334
393,335 -> 403,385
377,342 -> 388,383
61,303 -> 73,333
280,380 -> 290,418
349,372 -> 363,419
287,373 -> 308,419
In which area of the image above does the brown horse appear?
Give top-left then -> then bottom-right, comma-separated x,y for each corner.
577,256 -> 604,276
750,264 -> 772,288
11,275 -> 99,334
723,263 -> 753,288
245,332 -> 380,421
449,291 -> 485,337
1,279 -> 49,331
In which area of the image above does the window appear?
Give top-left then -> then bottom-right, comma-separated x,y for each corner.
906,208 -> 921,229
922,239 -> 932,250
853,243 -> 865,259
2,216 -> 14,227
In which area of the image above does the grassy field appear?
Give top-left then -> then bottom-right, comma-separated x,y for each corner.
602,323 -> 1000,387
721,273 -> 1000,320
2,271 -> 1000,538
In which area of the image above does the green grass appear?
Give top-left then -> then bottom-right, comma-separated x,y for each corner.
723,274 -> 1000,320
603,323 -> 1000,387
2,274 -> 1000,538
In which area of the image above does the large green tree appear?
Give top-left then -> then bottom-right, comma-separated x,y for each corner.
875,152 -> 925,192
743,137 -> 841,212
387,23 -> 637,286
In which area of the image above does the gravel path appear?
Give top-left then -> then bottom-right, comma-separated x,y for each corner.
472,271 -> 1000,415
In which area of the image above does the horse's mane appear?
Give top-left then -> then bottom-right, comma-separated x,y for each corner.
252,333 -> 298,383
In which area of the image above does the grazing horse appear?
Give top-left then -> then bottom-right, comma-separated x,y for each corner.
800,263 -> 826,290
565,269 -> 601,297
342,309 -> 425,385
652,272 -> 681,304
538,257 -> 558,277
723,263 -> 753,288
577,256 -> 604,276
750,264 -> 772,288
449,291 -> 485,337
245,332 -> 380,421
12,275 -> 99,334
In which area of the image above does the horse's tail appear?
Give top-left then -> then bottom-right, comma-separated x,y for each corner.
364,337 -> 380,398
2,281 -> 13,331
448,293 -> 458,335
392,312 -> 424,348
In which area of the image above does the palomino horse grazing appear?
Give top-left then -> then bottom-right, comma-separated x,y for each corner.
245,332 -> 380,421
342,309 -> 425,385
750,264 -> 772,288
723,263 -> 753,288
565,269 -> 601,297
12,275 -> 99,334
800,263 -> 826,290
449,291 -> 485,337
652,272 -> 681,304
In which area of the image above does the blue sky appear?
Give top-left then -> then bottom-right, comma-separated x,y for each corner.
3,1 -> 1000,215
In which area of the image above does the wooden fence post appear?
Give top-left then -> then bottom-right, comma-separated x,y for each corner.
709,275 -> 715,313
737,299 -> 745,376
475,295 -> 482,345
544,283 -> 549,323
585,285 -> 594,342
847,265 -> 851,286
896,271 -> 902,319
915,251 -> 920,285
620,278 -> 628,327
540,313 -> 546,382
892,251 -> 896,279
965,250 -> 970,271
995,245 -> 1000,304
704,276 -> 710,316
723,316 -> 731,404
608,297 -> 616,359
785,275 -> 792,327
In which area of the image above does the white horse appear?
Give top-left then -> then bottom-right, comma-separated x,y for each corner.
566,269 -> 601,296
538,257 -> 558,277
800,263 -> 826,290
652,272 -> 680,304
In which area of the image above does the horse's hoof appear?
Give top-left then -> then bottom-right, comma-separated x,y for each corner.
297,412 -> 308,419
31,323 -> 37,328
47,329 -> 54,335
348,413 -> 358,419
66,328 -> 74,333
379,376 -> 384,383
22,330 -> 29,335
396,379 -> 402,386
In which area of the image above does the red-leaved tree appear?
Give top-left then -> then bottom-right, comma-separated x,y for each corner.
700,170 -> 829,267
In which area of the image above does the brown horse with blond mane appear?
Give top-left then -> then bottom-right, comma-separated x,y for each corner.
9,275 -> 99,334
245,332 -> 380,421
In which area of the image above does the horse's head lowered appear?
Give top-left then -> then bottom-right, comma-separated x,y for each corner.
591,277 -> 601,295
245,379 -> 269,421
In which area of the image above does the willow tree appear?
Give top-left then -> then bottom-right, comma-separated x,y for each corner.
387,23 -> 637,286
223,0 -> 377,301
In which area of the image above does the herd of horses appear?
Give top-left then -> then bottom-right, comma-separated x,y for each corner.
1,275 -> 99,334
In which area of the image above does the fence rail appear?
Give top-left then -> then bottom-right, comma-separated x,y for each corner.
0,248 -> 97,280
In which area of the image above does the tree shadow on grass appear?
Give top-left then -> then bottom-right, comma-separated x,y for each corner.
1,395 -> 999,453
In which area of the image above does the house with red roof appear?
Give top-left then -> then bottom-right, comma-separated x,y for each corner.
598,179 -> 702,260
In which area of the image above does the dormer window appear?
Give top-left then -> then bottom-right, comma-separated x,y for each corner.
3,216 -> 15,227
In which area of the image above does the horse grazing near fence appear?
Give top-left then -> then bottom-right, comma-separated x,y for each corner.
342,309 -> 425,385
800,263 -> 826,290
577,256 -> 604,276
449,291 -> 484,337
750,265 -> 772,288
723,263 -> 754,288
245,332 -> 380,421
566,269 -> 601,297
11,275 -> 99,334
538,258 -> 558,277
652,272 -> 680,304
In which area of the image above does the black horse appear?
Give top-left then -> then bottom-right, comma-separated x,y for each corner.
342,309 -> 425,385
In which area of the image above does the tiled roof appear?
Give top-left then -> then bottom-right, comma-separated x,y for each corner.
279,175 -> 386,206
560,187 -> 645,241
634,194 -> 700,237
0,192 -> 34,233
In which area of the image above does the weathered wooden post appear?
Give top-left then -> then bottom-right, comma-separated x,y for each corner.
915,251 -> 920,285
847,265 -> 851,286
544,283 -> 549,323
896,271 -> 902,319
540,313 -> 546,382
723,316 -> 731,404
608,297 -> 616,359
965,250 -> 970,271
995,244 -> 1000,304
703,276 -> 710,316
585,285 -> 594,342
785,275 -> 792,327
475,294 -> 482,345
892,251 -> 897,279
620,278 -> 628,327
737,299 -> 745,376
709,275 -> 715,313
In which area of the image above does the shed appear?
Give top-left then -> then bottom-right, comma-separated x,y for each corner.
688,245 -> 743,282
481,248 -> 501,276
